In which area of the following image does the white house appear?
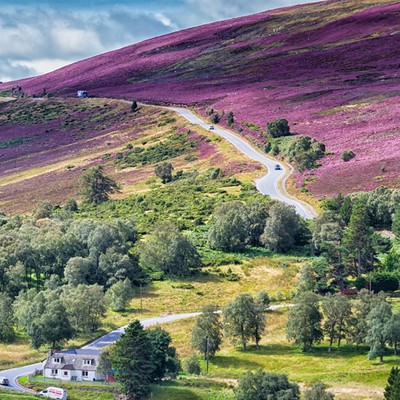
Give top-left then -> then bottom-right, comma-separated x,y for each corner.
43,349 -> 104,382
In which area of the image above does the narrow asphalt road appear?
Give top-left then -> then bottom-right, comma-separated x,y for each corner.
0,305 -> 292,393
163,106 -> 317,219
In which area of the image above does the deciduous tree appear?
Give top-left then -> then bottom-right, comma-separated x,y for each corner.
286,292 -> 322,352
139,221 -> 201,277
192,305 -> 222,359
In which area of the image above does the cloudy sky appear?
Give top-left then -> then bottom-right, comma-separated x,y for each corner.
1,0 -> 317,82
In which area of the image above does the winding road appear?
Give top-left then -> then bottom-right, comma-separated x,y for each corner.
0,305 -> 291,393
162,106 -> 317,219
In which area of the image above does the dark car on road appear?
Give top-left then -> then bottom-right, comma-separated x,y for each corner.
274,164 -> 282,170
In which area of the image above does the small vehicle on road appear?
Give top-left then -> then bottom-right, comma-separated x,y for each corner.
39,387 -> 68,400
209,125 -> 215,130
0,377 -> 9,385
274,164 -> 282,170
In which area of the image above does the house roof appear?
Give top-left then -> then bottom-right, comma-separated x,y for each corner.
44,349 -> 100,372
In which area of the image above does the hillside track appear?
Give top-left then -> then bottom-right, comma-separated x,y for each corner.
149,103 -> 317,219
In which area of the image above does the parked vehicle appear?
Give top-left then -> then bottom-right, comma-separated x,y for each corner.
274,164 -> 282,170
39,387 -> 68,400
0,377 -> 9,385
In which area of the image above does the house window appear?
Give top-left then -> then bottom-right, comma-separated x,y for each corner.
63,371 -> 68,376
51,369 -> 58,375
53,358 -> 61,363
82,371 -> 89,377
83,359 -> 93,365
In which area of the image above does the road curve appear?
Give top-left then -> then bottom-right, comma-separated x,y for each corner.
162,106 -> 317,219
0,305 -> 293,393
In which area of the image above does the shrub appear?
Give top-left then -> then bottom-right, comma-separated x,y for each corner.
341,150 -> 355,162
371,273 -> 399,292
211,113 -> 220,124
185,354 -> 201,375
266,118 -> 291,138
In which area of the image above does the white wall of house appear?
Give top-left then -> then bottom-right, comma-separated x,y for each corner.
44,368 -> 103,381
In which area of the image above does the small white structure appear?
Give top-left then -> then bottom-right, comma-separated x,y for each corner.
43,349 -> 104,382
76,90 -> 88,98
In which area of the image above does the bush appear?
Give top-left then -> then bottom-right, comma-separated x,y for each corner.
185,355 -> 201,375
371,273 -> 399,292
211,114 -> 220,124
341,150 -> 355,162
266,118 -> 291,138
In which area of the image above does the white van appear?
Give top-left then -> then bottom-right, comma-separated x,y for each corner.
39,387 -> 67,400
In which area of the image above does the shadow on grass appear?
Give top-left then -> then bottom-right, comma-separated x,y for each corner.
213,355 -> 262,369
150,384 -> 202,400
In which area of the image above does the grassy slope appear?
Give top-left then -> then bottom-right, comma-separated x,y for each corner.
158,314 -> 392,400
0,98 -> 262,214
2,0 -> 400,197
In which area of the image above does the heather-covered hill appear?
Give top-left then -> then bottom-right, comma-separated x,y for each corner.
0,98 -> 261,214
2,0 -> 400,196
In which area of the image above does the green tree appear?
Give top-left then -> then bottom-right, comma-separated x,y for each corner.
110,320 -> 154,399
348,289 -> 386,346
147,327 -> 181,381
155,162 -> 173,183
223,294 -> 265,351
267,118 -> 291,138
192,305 -> 222,359
61,284 -> 106,332
235,369 -> 300,400
286,292 -> 323,352
211,113 -> 220,124
304,382 -> 334,400
227,111 -> 234,126
39,299 -> 74,349
131,100 -> 138,111
385,367 -> 400,400
98,347 -> 113,377
385,313 -> 400,355
322,294 -> 351,351
208,202 -> 249,252
343,203 -> 373,278
139,221 -> 201,277
244,202 -> 269,246
255,290 -> 270,312
0,293 -> 15,342
106,278 -> 134,312
260,202 -> 307,253
366,301 -> 392,362
79,166 -> 120,204
64,257 -> 95,286
392,207 -> 400,239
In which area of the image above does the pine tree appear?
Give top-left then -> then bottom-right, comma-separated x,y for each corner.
384,367 -> 400,399
110,320 -> 154,399
343,203 -> 372,278
79,166 -> 120,204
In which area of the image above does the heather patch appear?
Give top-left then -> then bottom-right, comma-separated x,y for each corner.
2,1 -> 400,195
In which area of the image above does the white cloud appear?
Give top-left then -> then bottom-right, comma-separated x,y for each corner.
0,6 -> 177,82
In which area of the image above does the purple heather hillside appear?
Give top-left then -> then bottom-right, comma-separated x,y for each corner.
2,0 -> 400,196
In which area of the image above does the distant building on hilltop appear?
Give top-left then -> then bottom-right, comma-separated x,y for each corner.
77,90 -> 88,98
